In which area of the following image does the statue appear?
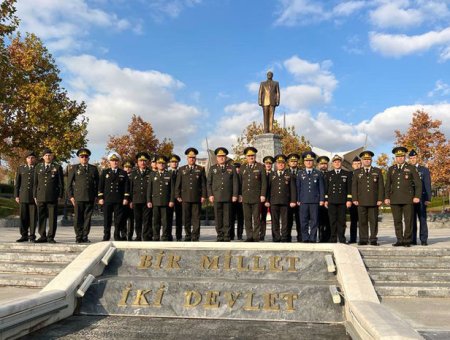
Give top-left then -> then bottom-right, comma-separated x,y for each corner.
258,71 -> 280,133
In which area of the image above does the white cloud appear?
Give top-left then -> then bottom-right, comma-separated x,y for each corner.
428,80 -> 450,98
369,1 -> 423,29
246,82 -> 260,94
148,0 -> 202,21
333,1 -> 366,16
59,55 -> 203,154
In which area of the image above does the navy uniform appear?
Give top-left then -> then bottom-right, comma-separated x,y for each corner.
67,148 -> 99,243
175,148 -> 207,241
297,151 -> 324,243
167,154 -> 182,241
287,153 -> 302,242
230,162 -> 244,240
14,151 -> 37,242
241,147 -> 268,242
33,148 -> 64,243
409,150 -> 432,246
317,156 -> 331,242
147,155 -> 175,241
385,147 -> 422,247
260,156 -> 274,241
349,156 -> 361,244
122,161 -> 135,240
266,155 -> 297,242
207,148 -> 239,241
352,151 -> 384,246
324,155 -> 352,243
129,153 -> 152,241
98,152 -> 130,241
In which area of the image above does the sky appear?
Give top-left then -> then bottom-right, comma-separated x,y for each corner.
14,0 -> 450,162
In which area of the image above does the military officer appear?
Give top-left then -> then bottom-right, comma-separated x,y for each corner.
150,155 -> 158,172
33,148 -> 64,243
297,151 -> 324,243
129,152 -> 152,241
408,150 -> 432,246
147,155 -> 175,241
175,148 -> 207,241
265,154 -> 297,242
324,155 -> 352,243
316,156 -> 330,242
123,160 -> 135,240
385,147 -> 422,247
230,162 -> 244,240
98,152 -> 130,241
352,151 -> 384,246
168,154 -> 182,241
240,147 -> 267,242
260,156 -> 274,241
287,153 -> 302,242
349,156 -> 362,244
14,151 -> 37,242
207,147 -> 239,242
67,148 -> 99,243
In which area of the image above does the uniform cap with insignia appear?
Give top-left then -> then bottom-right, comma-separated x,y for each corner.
150,155 -> 157,162
352,156 -> 361,162
359,150 -> 374,160
42,148 -> 53,156
302,151 -> 316,161
275,154 -> 287,163
392,146 -> 408,157
170,154 -> 181,162
156,155 -> 168,164
135,152 -> 150,161
185,147 -> 199,158
214,147 -> 229,156
287,153 -> 300,162
234,162 -> 241,168
263,156 -> 274,164
243,146 -> 257,156
409,149 -> 418,157
77,148 -> 91,157
332,154 -> 343,162
317,156 -> 330,164
25,151 -> 36,158
107,152 -> 121,161
123,160 -> 134,168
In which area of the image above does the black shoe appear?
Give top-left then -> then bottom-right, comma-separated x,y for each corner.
223,239 -> 231,242
35,237 -> 47,243
176,239 -> 182,242
216,238 -> 224,242
421,241 -> 428,246
370,241 -> 379,246
411,241 -> 417,245
48,239 -> 56,244
135,237 -> 142,242
16,237 -> 28,243
102,235 -> 111,241
82,238 -> 91,243
237,236 -> 243,240
403,243 -> 410,247
76,239 -> 83,243
245,238 -> 254,242
392,242 -> 403,247
184,237 -> 191,242
358,241 -> 368,245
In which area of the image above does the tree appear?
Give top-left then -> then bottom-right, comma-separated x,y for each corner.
106,114 -> 174,162
395,109 -> 450,190
0,0 -> 18,36
0,33 -> 88,167
375,153 -> 390,172
232,120 -> 311,159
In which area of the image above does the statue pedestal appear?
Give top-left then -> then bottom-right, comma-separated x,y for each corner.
254,133 -> 282,163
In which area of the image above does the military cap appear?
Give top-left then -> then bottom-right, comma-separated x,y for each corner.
185,147 -> 199,157
317,156 -> 330,164
170,154 -> 181,162
108,152 -> 121,161
25,151 -> 36,158
302,151 -> 316,161
42,148 -> 53,156
215,147 -> 229,156
275,154 -> 287,163
77,148 -> 91,157
150,155 -> 157,162
263,156 -> 274,164
243,146 -> 257,156
123,160 -> 134,168
409,149 -> 418,157
352,156 -> 361,162
234,162 -> 241,168
135,152 -> 150,161
359,150 -> 374,160
392,146 -> 408,157
156,155 -> 168,164
287,153 -> 300,162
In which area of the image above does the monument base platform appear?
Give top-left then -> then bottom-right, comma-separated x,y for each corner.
254,133 -> 282,162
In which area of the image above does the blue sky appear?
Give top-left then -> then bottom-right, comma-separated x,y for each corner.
15,0 -> 450,162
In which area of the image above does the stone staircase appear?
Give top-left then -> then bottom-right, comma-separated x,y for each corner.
0,243 -> 87,288
359,247 -> 450,298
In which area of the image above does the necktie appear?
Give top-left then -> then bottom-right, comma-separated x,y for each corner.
365,168 -> 369,175
336,170 -> 340,175
307,170 -> 311,175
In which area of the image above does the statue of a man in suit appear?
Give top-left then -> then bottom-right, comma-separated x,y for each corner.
258,71 -> 280,133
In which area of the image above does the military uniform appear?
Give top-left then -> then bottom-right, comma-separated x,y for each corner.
167,155 -> 182,241
175,148 -> 207,241
230,163 -> 244,240
67,155 -> 99,243
286,167 -> 301,241
34,157 -> 64,242
14,157 -> 37,241
260,156 -> 274,241
385,147 -> 422,246
348,156 -> 361,244
122,161 -> 134,240
130,167 -> 152,241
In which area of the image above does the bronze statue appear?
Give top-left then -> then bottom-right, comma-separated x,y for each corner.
258,71 -> 280,133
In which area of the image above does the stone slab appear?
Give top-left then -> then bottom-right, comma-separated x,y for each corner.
253,133 -> 282,163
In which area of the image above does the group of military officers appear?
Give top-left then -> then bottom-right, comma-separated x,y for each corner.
14,144 -> 431,247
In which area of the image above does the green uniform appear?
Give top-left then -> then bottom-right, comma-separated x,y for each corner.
14,164 -> 37,240
129,168 -> 152,240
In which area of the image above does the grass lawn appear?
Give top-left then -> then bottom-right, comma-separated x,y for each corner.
0,197 -> 19,218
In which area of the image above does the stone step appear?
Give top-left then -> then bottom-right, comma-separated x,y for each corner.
0,250 -> 79,263
0,261 -> 66,275
369,269 -> 450,283
0,242 -> 87,253
374,282 -> 450,298
359,247 -> 450,257
0,273 -> 53,288
363,256 -> 450,269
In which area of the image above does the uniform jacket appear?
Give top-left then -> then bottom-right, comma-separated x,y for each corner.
129,168 -> 152,204
324,169 -> 352,204
207,164 -> 239,202
14,164 -> 35,203
385,163 -> 422,204
352,167 -> 384,206
240,162 -> 268,204
415,164 -> 432,202
33,162 -> 64,202
98,168 -> 130,203
267,169 -> 297,205
147,170 -> 175,206
175,164 -> 207,203
67,163 -> 99,202
296,168 -> 325,204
